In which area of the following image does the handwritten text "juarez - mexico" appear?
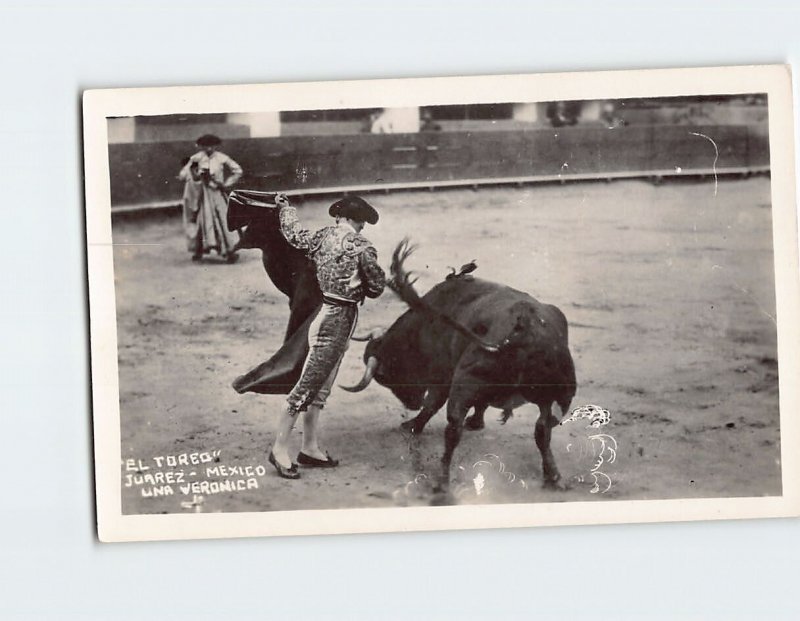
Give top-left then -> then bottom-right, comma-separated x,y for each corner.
122,451 -> 268,497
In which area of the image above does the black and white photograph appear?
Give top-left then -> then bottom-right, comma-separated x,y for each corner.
84,66 -> 800,542
10,2 -> 800,618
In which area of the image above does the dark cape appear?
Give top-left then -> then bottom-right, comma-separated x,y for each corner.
227,190 -> 322,395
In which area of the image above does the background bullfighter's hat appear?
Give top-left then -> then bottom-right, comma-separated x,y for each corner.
196,134 -> 222,147
328,195 -> 379,225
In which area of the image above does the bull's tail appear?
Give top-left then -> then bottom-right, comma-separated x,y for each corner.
389,239 -> 501,353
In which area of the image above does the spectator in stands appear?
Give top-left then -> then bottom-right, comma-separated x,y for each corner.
600,102 -> 627,129
420,109 -> 442,132
370,109 -> 394,134
361,110 -> 380,133
547,101 -> 579,128
178,134 -> 243,263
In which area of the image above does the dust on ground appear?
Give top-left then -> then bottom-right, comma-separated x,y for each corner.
111,177 -> 781,514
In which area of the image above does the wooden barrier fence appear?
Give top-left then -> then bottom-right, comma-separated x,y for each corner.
108,124 -> 769,212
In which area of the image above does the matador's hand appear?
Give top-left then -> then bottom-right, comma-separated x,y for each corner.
275,193 -> 290,208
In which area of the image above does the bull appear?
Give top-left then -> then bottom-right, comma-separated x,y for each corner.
342,240 -> 577,488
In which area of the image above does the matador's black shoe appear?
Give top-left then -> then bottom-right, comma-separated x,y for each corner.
268,451 -> 300,479
297,452 -> 340,468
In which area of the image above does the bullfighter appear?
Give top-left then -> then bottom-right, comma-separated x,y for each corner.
267,193 -> 385,479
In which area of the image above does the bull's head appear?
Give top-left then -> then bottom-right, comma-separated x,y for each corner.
340,239 -> 510,396
340,332 -> 427,410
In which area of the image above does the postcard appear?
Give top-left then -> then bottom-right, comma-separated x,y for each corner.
83,65 -> 799,542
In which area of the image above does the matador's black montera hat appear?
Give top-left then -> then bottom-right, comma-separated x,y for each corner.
329,195 -> 379,225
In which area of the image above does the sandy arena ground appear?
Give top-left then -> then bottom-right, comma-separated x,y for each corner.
111,177 -> 781,514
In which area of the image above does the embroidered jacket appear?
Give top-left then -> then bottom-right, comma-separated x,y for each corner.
279,205 -> 385,303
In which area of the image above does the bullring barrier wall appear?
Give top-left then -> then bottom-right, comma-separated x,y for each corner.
108,124 -> 770,211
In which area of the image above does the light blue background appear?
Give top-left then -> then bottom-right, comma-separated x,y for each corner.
1,1 -> 799,619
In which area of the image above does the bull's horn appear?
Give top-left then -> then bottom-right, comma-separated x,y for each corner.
339,356 -> 379,392
350,327 -> 386,342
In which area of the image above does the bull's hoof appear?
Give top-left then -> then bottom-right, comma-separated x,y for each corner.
543,476 -> 569,491
429,489 -> 455,506
400,419 -> 424,435
430,478 -> 455,505
464,415 -> 485,431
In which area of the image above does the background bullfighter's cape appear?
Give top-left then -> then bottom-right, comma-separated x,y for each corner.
227,190 -> 322,395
